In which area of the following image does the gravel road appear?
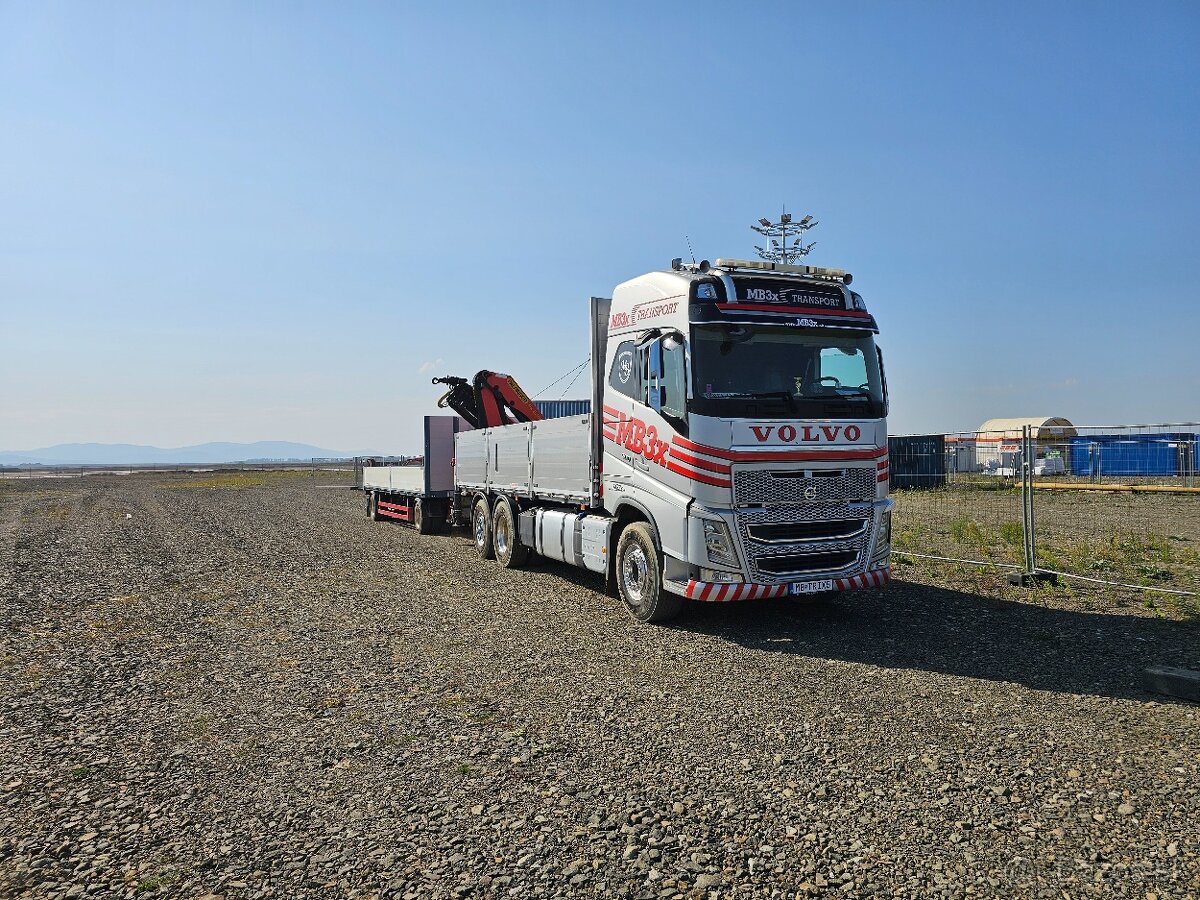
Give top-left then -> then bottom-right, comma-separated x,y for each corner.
2,474 -> 1197,899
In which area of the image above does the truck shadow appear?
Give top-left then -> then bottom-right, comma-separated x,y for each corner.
676,579 -> 1199,703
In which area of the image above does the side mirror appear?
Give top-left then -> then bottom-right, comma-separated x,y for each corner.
876,345 -> 888,413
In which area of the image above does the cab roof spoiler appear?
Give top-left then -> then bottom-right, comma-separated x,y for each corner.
714,258 -> 852,285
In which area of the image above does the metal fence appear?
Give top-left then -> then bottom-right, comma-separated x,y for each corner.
890,424 -> 1200,599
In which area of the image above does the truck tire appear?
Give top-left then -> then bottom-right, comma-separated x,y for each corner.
472,497 -> 494,560
368,491 -> 382,522
615,523 -> 682,624
492,498 -> 529,568
413,497 -> 438,535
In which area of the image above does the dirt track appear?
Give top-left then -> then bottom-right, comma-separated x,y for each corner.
1,473 -> 1197,898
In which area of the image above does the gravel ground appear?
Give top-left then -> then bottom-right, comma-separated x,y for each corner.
2,473 -> 1197,899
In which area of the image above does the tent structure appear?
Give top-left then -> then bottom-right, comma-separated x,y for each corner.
975,417 -> 1076,468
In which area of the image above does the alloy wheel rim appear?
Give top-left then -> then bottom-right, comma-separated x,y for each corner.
622,544 -> 649,604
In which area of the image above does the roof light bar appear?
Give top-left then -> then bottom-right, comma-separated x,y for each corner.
714,258 -> 851,283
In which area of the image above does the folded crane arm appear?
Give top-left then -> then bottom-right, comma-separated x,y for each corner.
432,371 -> 544,430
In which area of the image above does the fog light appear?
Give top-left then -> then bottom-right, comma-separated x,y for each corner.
700,568 -> 743,584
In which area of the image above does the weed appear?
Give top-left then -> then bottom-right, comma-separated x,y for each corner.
1166,595 -> 1200,621
948,516 -> 985,549
999,521 -> 1023,547
135,872 -> 180,892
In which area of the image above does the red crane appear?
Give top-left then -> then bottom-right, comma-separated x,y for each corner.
432,371 -> 544,430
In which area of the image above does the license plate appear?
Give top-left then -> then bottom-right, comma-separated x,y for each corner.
789,579 -> 833,596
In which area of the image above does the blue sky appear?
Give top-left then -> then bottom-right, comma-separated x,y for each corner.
2,1 -> 1197,452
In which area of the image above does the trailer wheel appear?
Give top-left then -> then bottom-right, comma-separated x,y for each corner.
368,491 -> 382,522
413,497 -> 439,535
615,523 -> 682,624
492,498 -> 529,568
472,497 -> 494,559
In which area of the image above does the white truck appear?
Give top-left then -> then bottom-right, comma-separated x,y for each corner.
362,257 -> 892,623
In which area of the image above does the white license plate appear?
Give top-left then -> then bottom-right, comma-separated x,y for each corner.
789,579 -> 833,596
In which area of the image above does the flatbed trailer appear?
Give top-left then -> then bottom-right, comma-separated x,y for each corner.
360,416 -> 463,533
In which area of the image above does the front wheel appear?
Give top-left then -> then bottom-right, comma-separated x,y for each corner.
615,523 -> 682,624
368,491 -> 382,522
472,497 -> 494,560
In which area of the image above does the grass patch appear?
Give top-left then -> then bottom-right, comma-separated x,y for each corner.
999,521 -> 1023,547
948,515 -> 986,550
166,474 -> 267,489
135,872 -> 180,893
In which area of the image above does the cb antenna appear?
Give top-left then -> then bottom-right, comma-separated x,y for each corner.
685,235 -> 697,265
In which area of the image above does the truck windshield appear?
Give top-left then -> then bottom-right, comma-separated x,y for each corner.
689,324 -> 885,419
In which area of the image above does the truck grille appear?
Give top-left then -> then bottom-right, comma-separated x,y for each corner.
733,465 -> 877,583
756,551 -> 860,576
733,467 -> 875,505
745,519 -> 867,543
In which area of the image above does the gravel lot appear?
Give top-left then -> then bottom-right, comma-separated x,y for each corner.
2,473 -> 1197,899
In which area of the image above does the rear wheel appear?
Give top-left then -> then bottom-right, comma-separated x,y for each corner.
472,497 -> 494,559
413,497 -> 438,534
615,522 -> 682,623
492,498 -> 529,568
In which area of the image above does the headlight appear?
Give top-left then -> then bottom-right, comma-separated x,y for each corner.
700,567 -> 743,584
879,510 -> 891,546
702,519 -> 738,566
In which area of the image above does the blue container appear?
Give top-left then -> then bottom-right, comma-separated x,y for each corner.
534,399 -> 592,419
1068,433 -> 1194,477
887,434 -> 946,489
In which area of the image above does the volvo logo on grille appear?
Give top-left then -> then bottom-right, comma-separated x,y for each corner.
803,486 -> 818,501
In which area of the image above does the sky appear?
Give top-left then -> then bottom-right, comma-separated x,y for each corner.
2,1 -> 1198,453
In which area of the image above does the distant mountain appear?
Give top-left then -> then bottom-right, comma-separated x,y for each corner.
0,441 -> 352,466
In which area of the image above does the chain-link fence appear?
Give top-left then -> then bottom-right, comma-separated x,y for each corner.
890,424 -> 1200,599
889,430 -> 1028,573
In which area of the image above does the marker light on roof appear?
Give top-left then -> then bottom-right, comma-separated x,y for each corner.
713,258 -> 851,283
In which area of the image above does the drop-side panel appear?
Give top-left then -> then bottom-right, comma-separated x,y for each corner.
362,466 -> 425,493
454,428 -> 490,491
530,415 -> 591,502
490,423 -> 533,495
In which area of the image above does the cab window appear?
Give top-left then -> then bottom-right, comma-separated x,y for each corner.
607,341 -> 638,399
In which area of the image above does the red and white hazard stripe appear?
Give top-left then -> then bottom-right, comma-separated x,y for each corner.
684,567 -> 891,602
684,581 -> 788,601
831,568 -> 891,591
